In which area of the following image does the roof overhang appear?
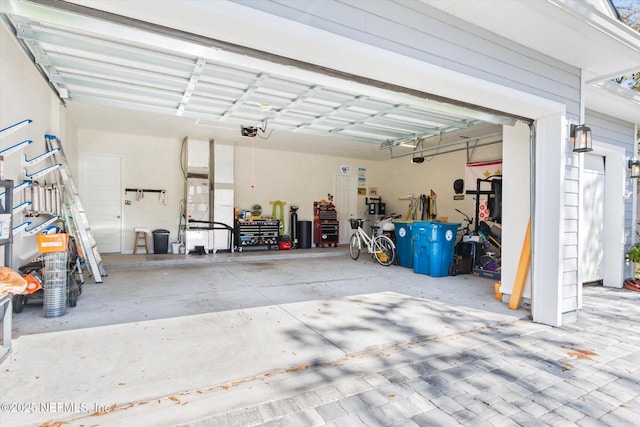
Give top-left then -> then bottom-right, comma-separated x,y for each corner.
422,0 -> 640,85
586,82 -> 640,124
422,0 -> 640,124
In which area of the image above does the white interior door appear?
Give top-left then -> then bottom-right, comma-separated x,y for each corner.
80,153 -> 123,253
581,153 -> 605,284
334,174 -> 357,244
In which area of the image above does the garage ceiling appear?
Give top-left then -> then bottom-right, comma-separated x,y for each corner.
1,0 -> 511,150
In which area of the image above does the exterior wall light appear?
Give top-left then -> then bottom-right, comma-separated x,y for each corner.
629,160 -> 640,179
570,124 -> 593,153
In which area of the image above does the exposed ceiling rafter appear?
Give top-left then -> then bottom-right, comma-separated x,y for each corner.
1,0 -> 527,147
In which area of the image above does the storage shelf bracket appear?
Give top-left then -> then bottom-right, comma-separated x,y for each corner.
0,119 -> 32,139
23,148 -> 61,166
23,216 -> 60,236
0,139 -> 33,157
124,188 -> 166,194
24,164 -> 62,180
12,221 -> 32,235
12,201 -> 32,215
0,180 -> 33,202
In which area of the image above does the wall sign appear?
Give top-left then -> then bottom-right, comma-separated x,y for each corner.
358,167 -> 366,188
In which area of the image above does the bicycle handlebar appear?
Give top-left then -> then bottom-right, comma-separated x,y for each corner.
455,209 -> 473,224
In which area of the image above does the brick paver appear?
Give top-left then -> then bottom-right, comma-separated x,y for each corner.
190,286 -> 640,426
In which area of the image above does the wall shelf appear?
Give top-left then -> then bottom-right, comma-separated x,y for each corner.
23,148 -> 60,166
0,119 -> 32,138
124,188 -> 166,194
24,163 -> 62,180
0,179 -> 14,365
0,139 -> 32,157
22,215 -> 60,236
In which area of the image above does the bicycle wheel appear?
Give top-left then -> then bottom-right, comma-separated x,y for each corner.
349,233 -> 361,260
373,235 -> 395,266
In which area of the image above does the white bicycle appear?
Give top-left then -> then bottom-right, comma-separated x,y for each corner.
349,218 -> 396,266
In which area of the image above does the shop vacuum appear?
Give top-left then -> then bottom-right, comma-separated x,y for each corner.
276,205 -> 297,250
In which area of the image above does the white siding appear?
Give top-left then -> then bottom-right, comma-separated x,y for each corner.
563,149 -> 580,313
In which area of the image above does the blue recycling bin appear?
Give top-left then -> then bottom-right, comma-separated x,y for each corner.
393,221 -> 414,268
413,222 -> 460,277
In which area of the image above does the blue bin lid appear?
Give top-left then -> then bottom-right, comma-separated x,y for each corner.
413,222 -> 460,228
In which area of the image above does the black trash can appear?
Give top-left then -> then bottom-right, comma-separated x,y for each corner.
298,220 -> 312,249
152,229 -> 170,254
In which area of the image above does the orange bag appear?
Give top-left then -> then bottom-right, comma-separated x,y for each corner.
24,272 -> 43,294
0,266 -> 28,295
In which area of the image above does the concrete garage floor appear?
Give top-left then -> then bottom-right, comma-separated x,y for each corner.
11,249 -> 521,336
2,249 -> 527,426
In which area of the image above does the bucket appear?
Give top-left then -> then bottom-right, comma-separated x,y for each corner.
171,242 -> 179,254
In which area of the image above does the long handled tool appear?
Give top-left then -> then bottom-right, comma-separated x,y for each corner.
509,218 -> 531,310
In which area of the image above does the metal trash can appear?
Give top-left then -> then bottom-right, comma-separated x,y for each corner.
36,233 -> 69,318
298,221 -> 312,249
152,229 -> 170,254
43,251 -> 68,317
413,222 -> 460,277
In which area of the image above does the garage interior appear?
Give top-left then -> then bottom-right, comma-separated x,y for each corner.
14,1 -> 640,425
3,2 -> 528,318
1,2 -> 535,336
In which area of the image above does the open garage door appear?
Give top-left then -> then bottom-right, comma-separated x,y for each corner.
0,0 -> 525,150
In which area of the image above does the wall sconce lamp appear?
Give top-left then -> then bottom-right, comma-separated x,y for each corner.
629,160 -> 640,179
570,124 -> 593,153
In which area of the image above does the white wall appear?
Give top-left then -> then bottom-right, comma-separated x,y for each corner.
533,113 -> 565,327
0,22 -> 68,266
226,144 -> 381,232
75,128 -> 382,251
378,144 -> 503,224
74,126 -> 508,254
500,123 -> 532,300
77,130 -> 184,252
